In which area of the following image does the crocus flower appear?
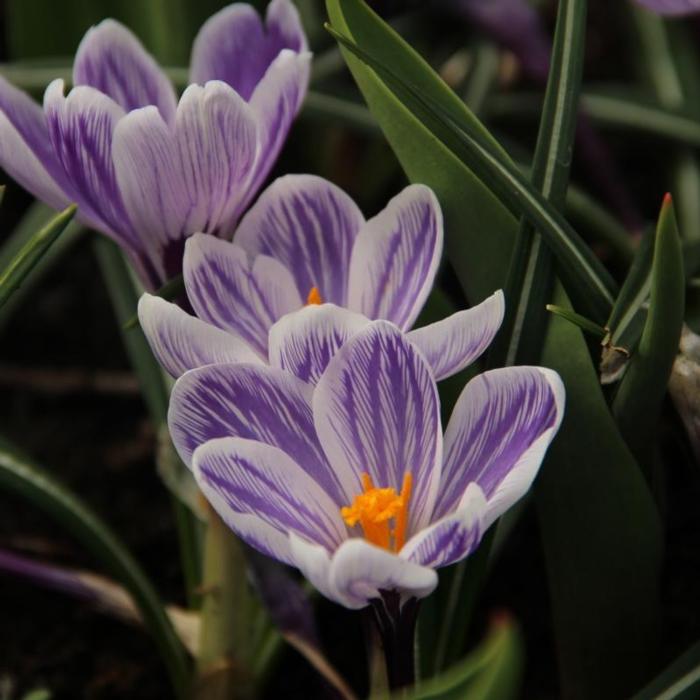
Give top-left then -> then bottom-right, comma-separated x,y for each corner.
0,0 -> 310,288
138,174 -> 505,382
166,317 -> 564,609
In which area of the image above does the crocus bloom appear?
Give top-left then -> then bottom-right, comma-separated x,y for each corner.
138,175 -> 505,382
0,0 -> 310,288
167,316 -> 564,609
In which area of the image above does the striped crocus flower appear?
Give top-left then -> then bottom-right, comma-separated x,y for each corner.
138,175 -> 506,382
166,317 -> 564,610
0,0 -> 310,288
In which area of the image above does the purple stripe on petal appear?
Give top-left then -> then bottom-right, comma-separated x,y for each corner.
269,304 -> 370,385
194,437 -> 346,550
137,293 -> 263,378
348,185 -> 443,330
245,51 -> 311,210
44,80 -> 136,245
434,367 -> 565,521
236,175 -> 363,306
329,539 -> 437,609
184,234 -> 302,358
401,484 -> 485,569
74,19 -> 177,122
0,77 -> 72,212
168,363 -> 347,505
313,322 -> 442,534
189,0 -> 306,100
408,291 -> 505,381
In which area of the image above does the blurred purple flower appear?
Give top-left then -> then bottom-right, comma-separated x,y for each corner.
0,0 -> 310,288
166,321 -> 564,609
137,175 -> 505,382
633,0 -> 700,15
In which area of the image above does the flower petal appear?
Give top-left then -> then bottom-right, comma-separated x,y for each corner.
235,175 -> 363,306
73,19 -> 177,122
207,500 -> 295,565
400,484 -> 486,568
189,0 -> 306,100
407,291 -> 505,381
44,80 -> 135,243
347,185 -> 443,330
168,363 -> 347,504
434,367 -> 565,526
0,77 -> 71,211
183,234 -> 302,358
137,293 -> 262,377
331,540 -> 438,609
268,304 -> 371,385
289,535 -> 437,609
313,322 -> 442,533
194,437 -> 346,551
113,82 -> 259,284
245,50 -> 310,207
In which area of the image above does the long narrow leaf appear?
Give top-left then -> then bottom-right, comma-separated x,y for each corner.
0,436 -> 190,695
325,25 -> 616,323
0,204 -> 76,309
612,195 -> 685,467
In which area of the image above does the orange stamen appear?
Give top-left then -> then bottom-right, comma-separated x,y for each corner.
306,286 -> 323,305
340,472 -> 412,552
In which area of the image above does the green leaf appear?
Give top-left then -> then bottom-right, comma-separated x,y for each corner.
546,304 -> 606,337
325,1 -> 662,696
612,195 -> 685,467
93,238 -> 202,608
21,691 -> 52,700
408,615 -> 524,700
0,435 -> 190,696
0,202 -> 86,330
633,640 -> 700,700
325,23 -> 616,324
0,204 -> 76,309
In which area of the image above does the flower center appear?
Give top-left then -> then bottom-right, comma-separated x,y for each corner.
306,286 -> 323,305
341,473 -> 412,552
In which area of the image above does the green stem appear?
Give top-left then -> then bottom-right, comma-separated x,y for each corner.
194,507 -> 256,700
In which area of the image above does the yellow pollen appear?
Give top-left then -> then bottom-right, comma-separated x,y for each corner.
341,472 -> 413,552
306,286 -> 323,305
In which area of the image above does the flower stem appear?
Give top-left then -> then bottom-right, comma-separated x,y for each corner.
369,593 -> 420,694
194,505 -> 256,700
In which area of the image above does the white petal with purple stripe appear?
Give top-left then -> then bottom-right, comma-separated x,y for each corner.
313,322 -> 442,532
73,19 -> 177,122
193,437 -> 346,551
138,294 -> 262,378
408,291 -> 505,381
348,185 -> 443,330
168,363 -> 347,505
184,234 -> 302,358
268,304 -> 370,385
235,175 -> 364,306
433,366 -> 565,524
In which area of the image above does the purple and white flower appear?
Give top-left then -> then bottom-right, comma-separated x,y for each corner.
138,174 -> 506,382
0,0 -> 310,288
166,319 -> 564,609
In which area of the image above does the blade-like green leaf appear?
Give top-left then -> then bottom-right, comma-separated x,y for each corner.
325,24 -> 616,324
325,2 -> 662,696
546,304 -> 606,337
0,201 -> 86,330
408,615 -> 523,700
612,195 -> 685,467
0,435 -> 190,696
94,238 -> 201,608
0,204 -> 76,309
633,640 -> 700,700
